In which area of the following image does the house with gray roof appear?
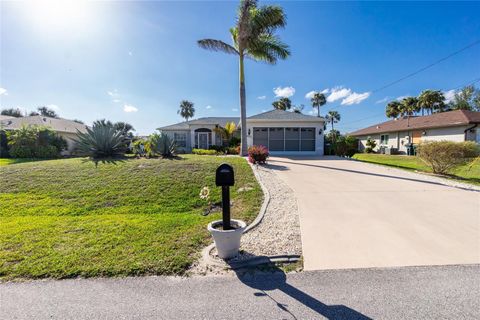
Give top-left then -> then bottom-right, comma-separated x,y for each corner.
158,109 -> 325,155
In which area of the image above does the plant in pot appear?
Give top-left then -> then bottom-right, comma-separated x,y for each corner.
207,163 -> 246,259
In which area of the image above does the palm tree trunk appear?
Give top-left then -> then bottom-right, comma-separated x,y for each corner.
317,106 -> 320,118
239,54 -> 248,156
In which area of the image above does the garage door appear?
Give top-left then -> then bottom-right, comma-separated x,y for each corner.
253,127 -> 316,152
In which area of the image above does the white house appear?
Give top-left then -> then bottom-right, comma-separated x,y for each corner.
349,110 -> 480,154
158,109 -> 325,155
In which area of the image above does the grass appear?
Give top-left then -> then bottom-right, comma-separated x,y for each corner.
0,158 -> 39,166
0,155 -> 263,280
352,153 -> 480,184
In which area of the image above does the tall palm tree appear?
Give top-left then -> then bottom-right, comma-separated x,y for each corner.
418,90 -> 445,115
385,101 -> 402,119
311,92 -> 326,117
178,100 -> 195,122
325,110 -> 341,131
400,97 -> 420,116
198,0 -> 290,155
272,97 -> 292,110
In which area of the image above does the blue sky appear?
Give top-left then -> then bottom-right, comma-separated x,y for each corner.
1,1 -> 479,135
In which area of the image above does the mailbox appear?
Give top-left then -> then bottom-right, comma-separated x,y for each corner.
216,163 -> 235,187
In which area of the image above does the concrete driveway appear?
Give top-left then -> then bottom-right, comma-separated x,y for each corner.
267,156 -> 480,271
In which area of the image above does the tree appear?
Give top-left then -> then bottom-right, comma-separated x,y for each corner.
417,90 -> 446,115
178,100 -> 195,122
450,85 -> 479,111
114,122 -> 135,139
213,121 -> 237,146
292,104 -> 304,114
385,101 -> 402,119
325,110 -> 341,131
29,111 -> 40,116
1,108 -> 23,117
400,97 -> 420,116
272,97 -> 292,110
37,106 -> 59,118
198,0 -> 290,156
73,119 -> 84,124
311,92 -> 326,117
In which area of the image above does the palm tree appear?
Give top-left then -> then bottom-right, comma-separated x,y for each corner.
272,97 -> 292,110
325,110 -> 341,131
418,90 -> 445,115
311,92 -> 326,117
400,97 -> 419,116
178,100 -> 195,122
213,121 -> 237,146
385,100 -> 402,119
198,0 -> 290,155
37,106 -> 59,118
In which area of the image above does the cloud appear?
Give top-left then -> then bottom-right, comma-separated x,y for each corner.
257,95 -> 266,100
0,87 -> 7,96
341,92 -> 371,105
327,87 -> 352,102
232,108 -> 238,112
396,95 -> 409,101
273,86 -> 295,98
123,104 -> 138,113
113,99 -> 121,103
206,105 -> 212,109
443,89 -> 456,103
305,89 -> 329,99
107,89 -> 118,97
375,97 -> 390,104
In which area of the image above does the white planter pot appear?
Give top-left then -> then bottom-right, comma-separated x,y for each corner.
207,219 -> 246,259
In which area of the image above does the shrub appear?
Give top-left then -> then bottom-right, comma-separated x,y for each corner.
0,130 -> 9,157
209,145 -> 226,153
226,146 -> 240,155
335,135 -> 358,157
192,148 -> 218,155
248,145 -> 269,164
132,139 -> 148,157
74,122 -> 126,158
7,125 -> 65,158
148,133 -> 176,158
229,136 -> 241,147
365,138 -> 377,153
416,141 -> 480,174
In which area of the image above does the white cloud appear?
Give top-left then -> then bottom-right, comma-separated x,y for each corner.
443,89 -> 456,103
273,86 -> 295,98
0,87 -> 7,96
232,108 -> 238,112
327,87 -> 352,102
375,96 -> 390,104
257,95 -> 266,100
321,88 -> 329,94
341,92 -> 371,105
107,89 -> 118,97
113,99 -> 121,103
206,105 -> 212,109
46,104 -> 60,110
123,104 -> 138,113
396,95 -> 409,101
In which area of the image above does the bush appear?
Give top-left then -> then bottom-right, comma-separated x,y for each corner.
132,139 -> 148,157
209,145 -> 226,153
7,125 -> 66,158
0,130 -> 9,157
226,146 -> 240,155
365,138 -> 377,153
148,133 -> 176,158
229,136 -> 241,147
74,122 -> 126,158
335,135 -> 358,157
192,148 -> 218,155
9,145 -> 34,158
416,141 -> 480,174
248,145 -> 269,164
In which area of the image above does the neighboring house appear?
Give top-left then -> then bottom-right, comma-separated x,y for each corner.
0,115 -> 88,153
158,109 -> 325,155
350,110 -> 480,154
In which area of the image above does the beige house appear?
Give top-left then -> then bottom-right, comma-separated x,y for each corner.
158,109 -> 325,155
0,115 -> 88,153
349,110 -> 480,154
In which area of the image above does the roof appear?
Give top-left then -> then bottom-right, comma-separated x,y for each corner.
247,109 -> 324,122
349,110 -> 480,136
0,115 -> 88,133
158,117 -> 240,131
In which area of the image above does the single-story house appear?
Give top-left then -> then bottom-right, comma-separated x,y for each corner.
349,110 -> 480,154
0,115 -> 88,153
158,109 -> 325,155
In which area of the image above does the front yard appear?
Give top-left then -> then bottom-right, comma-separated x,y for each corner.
352,153 -> 480,184
0,155 -> 262,280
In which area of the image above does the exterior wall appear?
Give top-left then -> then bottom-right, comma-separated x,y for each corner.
420,126 -> 469,143
246,120 -> 325,155
162,130 -> 191,152
59,132 -> 79,153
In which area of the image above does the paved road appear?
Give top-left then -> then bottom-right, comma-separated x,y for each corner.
1,265 -> 479,319
268,156 -> 480,271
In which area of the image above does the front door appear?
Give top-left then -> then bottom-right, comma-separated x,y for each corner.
198,133 -> 209,149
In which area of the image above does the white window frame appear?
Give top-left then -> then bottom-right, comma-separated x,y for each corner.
380,134 -> 389,145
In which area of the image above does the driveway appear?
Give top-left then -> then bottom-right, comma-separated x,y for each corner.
267,156 -> 480,271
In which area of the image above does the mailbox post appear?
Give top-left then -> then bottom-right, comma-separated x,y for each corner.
215,163 -> 235,230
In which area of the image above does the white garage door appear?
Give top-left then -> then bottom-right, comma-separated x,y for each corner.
253,127 -> 315,152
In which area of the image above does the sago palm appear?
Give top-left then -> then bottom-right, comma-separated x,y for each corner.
198,0 -> 290,155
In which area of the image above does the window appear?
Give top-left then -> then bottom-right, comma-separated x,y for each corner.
174,132 -> 187,148
252,127 -> 316,152
300,128 -> 315,151
380,134 -> 389,145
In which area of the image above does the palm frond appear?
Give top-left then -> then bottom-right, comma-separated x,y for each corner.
246,34 -> 290,64
250,5 -> 286,35
197,39 -> 239,55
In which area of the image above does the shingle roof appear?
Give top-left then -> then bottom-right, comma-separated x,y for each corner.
158,117 -> 240,130
0,115 -> 88,133
349,110 -> 480,136
247,109 -> 324,121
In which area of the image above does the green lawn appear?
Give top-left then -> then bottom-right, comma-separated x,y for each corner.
352,153 -> 480,184
0,155 -> 262,280
0,158 -> 39,166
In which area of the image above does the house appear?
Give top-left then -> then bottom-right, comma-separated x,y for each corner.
349,110 -> 480,154
0,115 -> 88,153
158,109 -> 325,155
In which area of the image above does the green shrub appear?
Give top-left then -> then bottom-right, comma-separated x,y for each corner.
0,130 -> 10,157
229,136 -> 241,147
416,141 -> 480,174
148,133 -> 176,158
335,135 -> 358,157
7,125 -> 65,158
248,145 -> 269,164
132,139 -> 148,157
226,146 -> 240,155
192,148 -> 218,155
35,145 -> 59,158
365,138 -> 377,153
209,145 -> 226,153
9,145 -> 34,158
74,122 -> 126,158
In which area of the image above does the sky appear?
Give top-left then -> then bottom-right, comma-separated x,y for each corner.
0,1 -> 479,135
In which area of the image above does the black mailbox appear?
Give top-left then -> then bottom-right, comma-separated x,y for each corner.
215,163 -> 235,187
